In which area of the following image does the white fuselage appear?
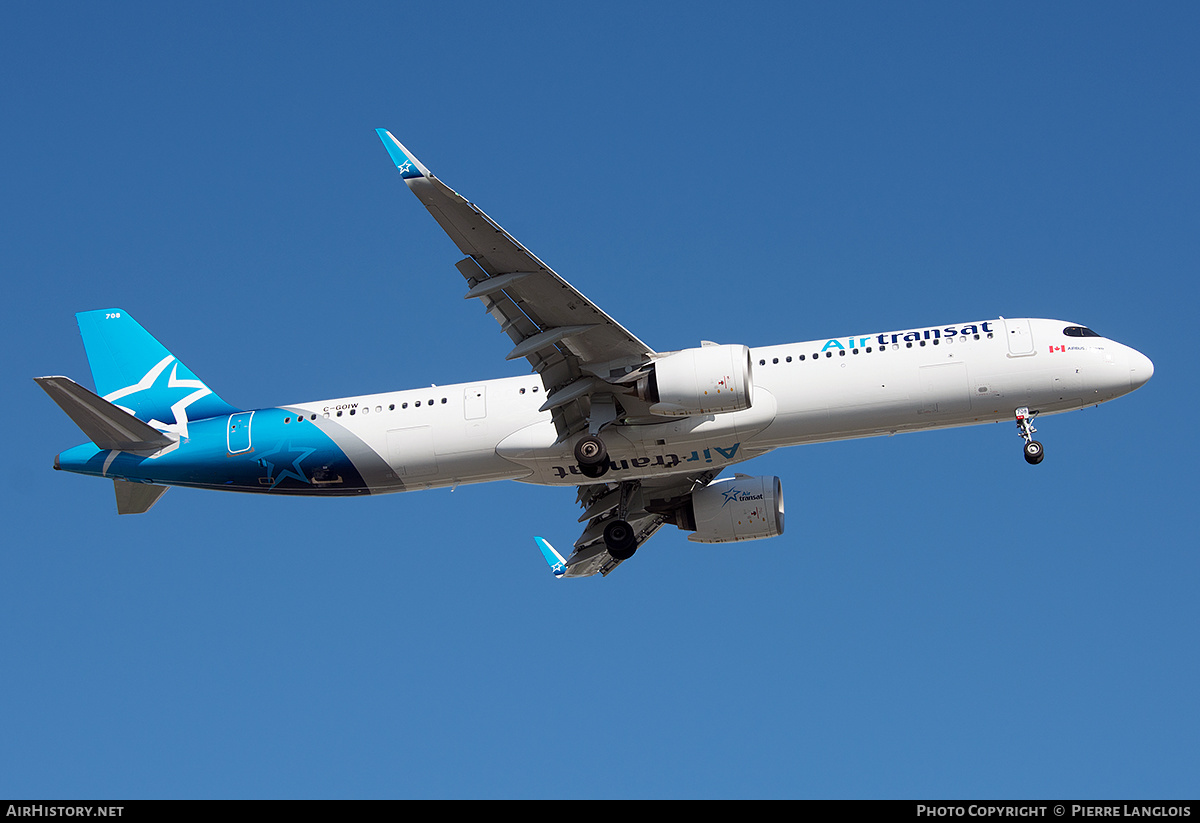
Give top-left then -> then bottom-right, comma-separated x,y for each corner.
277,318 -> 1152,495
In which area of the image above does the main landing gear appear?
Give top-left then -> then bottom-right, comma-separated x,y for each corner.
576,395 -> 618,479
1015,407 -> 1044,465
574,426 -> 637,560
603,519 -> 638,561
601,480 -> 640,561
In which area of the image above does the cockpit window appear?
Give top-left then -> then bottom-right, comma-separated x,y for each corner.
1063,326 -> 1101,338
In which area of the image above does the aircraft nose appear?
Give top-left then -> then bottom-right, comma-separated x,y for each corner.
1129,349 -> 1154,391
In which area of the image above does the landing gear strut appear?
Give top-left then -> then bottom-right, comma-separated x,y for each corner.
1015,407 -> 1044,465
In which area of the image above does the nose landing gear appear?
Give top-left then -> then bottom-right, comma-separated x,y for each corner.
1015,407 -> 1044,465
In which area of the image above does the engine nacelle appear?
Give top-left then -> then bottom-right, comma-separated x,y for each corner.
687,475 -> 784,544
636,344 -> 753,417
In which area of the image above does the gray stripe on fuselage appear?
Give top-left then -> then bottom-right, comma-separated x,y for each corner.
287,407 -> 405,493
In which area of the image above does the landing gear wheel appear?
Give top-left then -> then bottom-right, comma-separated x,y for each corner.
575,434 -> 609,477
574,435 -> 608,467
1014,408 -> 1044,466
580,462 -> 609,479
1023,440 -> 1044,465
603,519 -> 638,561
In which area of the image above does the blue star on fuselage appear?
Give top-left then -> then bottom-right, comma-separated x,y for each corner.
256,441 -> 316,488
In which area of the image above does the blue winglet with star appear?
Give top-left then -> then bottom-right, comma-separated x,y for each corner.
534,536 -> 567,579
376,129 -> 430,180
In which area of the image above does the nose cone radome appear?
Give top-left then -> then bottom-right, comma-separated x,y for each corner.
1130,350 -> 1154,391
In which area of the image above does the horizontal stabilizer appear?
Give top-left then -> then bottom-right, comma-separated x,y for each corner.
35,376 -> 177,451
113,479 -> 168,515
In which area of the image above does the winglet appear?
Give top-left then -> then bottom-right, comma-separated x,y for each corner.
375,129 -> 430,180
535,536 -> 567,578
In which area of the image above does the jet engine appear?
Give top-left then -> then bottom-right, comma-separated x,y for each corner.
650,475 -> 784,544
635,344 -> 753,417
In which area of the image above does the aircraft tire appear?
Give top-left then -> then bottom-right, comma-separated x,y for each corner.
604,519 -> 638,561
1023,440 -> 1044,465
580,461 -> 609,478
574,435 -> 608,467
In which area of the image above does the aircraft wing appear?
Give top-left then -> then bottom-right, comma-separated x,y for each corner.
557,470 -> 719,578
377,130 -> 655,438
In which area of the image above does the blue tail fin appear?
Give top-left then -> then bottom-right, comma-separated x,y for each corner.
75,309 -> 239,437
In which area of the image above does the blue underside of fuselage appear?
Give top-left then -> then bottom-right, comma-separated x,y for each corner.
55,408 -> 370,495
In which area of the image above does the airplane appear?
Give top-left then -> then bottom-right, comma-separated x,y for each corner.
35,129 -> 1155,578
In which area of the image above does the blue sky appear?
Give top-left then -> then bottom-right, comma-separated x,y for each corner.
3,2 -> 1197,799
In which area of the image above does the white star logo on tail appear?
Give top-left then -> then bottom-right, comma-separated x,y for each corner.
103,355 -> 212,440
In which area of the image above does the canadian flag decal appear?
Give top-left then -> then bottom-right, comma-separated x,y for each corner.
1049,345 -> 1066,353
